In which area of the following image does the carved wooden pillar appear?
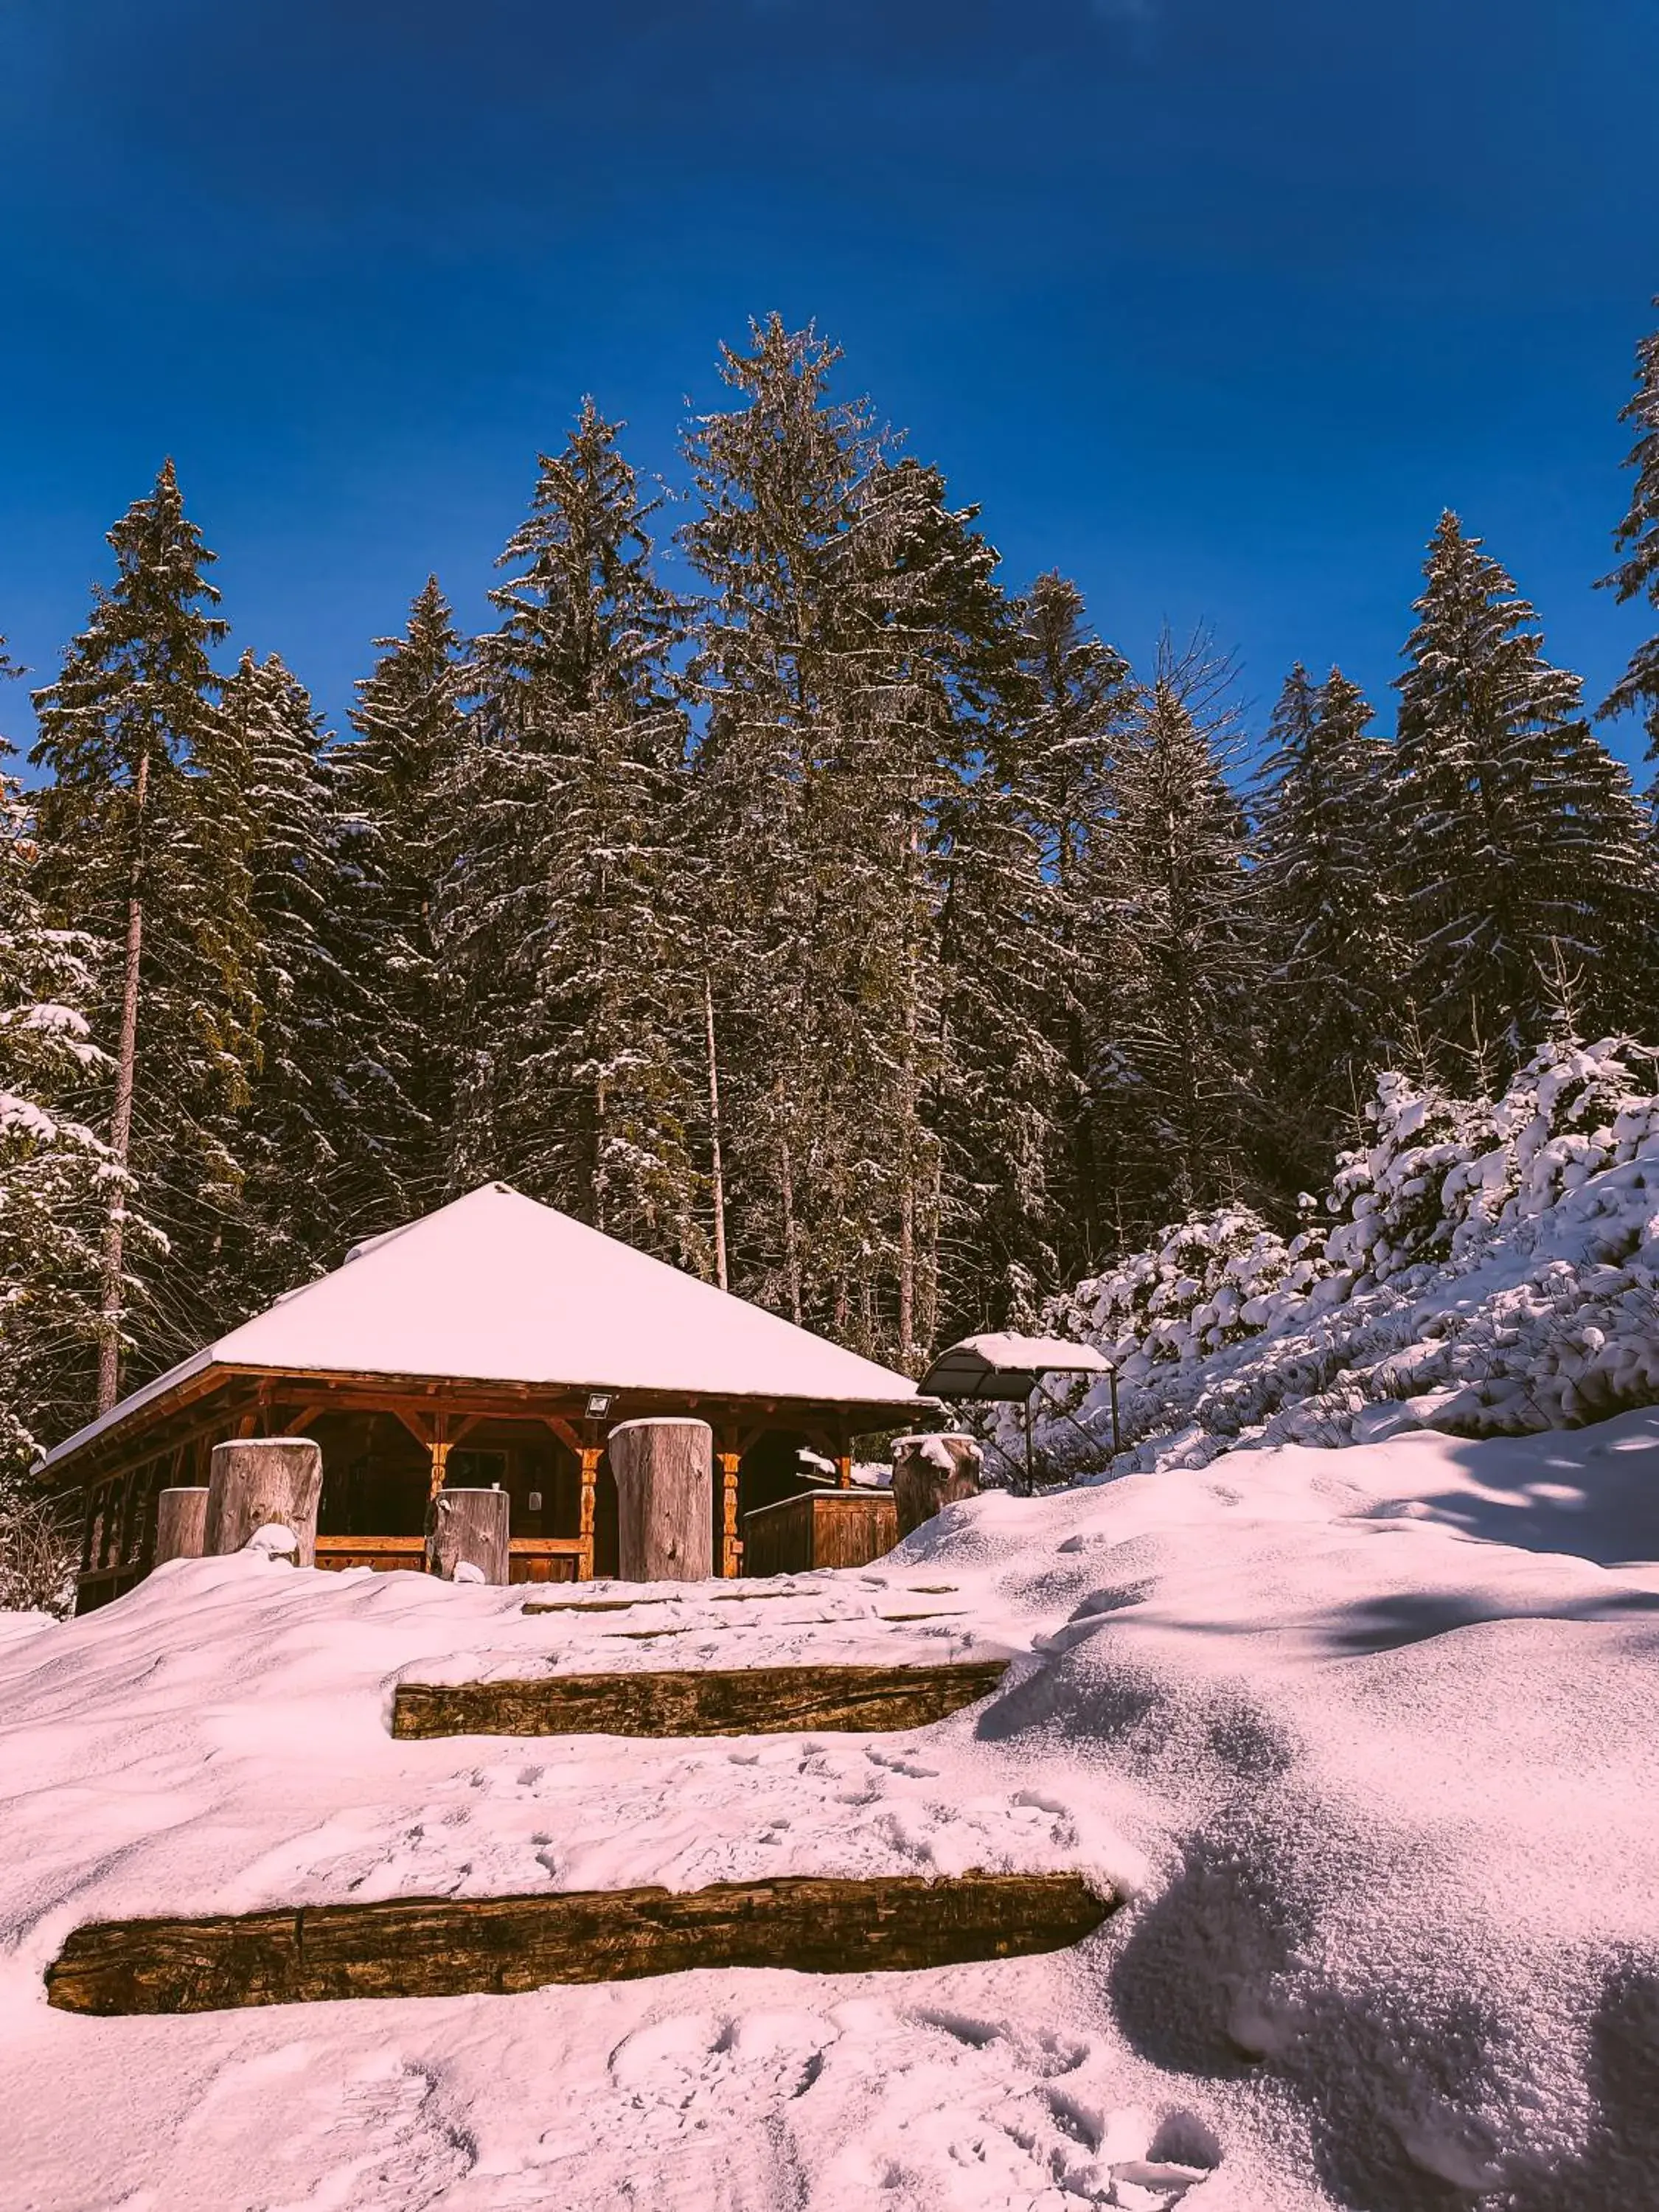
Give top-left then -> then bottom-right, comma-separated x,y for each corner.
717,1436 -> 742,1579
577,1444 -> 601,1582
835,1444 -> 854,1489
427,1413 -> 451,1503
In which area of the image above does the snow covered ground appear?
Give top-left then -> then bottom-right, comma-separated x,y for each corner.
6,1405 -> 1659,2210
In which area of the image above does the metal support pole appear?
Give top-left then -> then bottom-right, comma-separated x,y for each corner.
1110,1367 -> 1121,1458
1023,1395 -> 1034,1495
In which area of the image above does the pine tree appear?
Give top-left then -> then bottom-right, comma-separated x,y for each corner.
1014,571 -> 1135,1278
449,404 -> 703,1260
932,731 -> 1061,1336
684,322 -> 1016,1358
29,463 -> 256,1403
218,649 -> 352,1298
0,644 -> 116,1481
1104,641 -> 1262,1234
1599,298 -> 1659,786
683,320 -> 888,1335
1393,512 -> 1658,1068
1252,663 -> 1400,1192
332,577 -> 470,1234
858,456 -> 1026,1354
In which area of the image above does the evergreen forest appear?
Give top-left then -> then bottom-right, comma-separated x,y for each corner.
7,307 -> 1659,1481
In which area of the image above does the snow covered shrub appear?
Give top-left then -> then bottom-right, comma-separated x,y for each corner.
1058,1206 -> 1329,1375
1324,1068 -> 1487,1281
0,1491 -> 77,1616
1024,1037 -> 1659,1478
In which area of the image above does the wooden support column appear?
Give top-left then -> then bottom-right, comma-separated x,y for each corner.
577,1445 -> 600,1582
835,1439 -> 854,1490
427,1413 -> 451,1501
717,1436 -> 742,1579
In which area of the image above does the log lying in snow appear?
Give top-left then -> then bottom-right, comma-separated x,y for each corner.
44,1871 -> 1113,2015
390,1660 -> 1012,1739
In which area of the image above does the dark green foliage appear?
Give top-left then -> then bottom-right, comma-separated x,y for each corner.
1253,663 -> 1401,1190
218,650 -> 355,1298
17,316 -> 1659,1464
0,645 -> 112,1481
331,577 -> 470,1235
1599,301 -> 1659,783
1393,513 -> 1658,1072
451,404 -> 703,1261
1014,571 -> 1135,1281
29,462 -> 257,1387
1102,644 -> 1262,1233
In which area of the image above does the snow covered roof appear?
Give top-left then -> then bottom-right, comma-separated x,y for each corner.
40,1183 -> 924,1470
919,1333 -> 1111,1402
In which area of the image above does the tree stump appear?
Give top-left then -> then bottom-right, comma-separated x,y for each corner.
153,1487 -> 209,1565
607,1419 -> 712,1582
427,1486 -> 509,1584
204,1439 -> 324,1568
891,1433 -> 983,1539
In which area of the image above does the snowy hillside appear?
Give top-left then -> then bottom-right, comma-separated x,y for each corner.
1019,1039 -> 1659,1482
5,1406 -> 1659,2210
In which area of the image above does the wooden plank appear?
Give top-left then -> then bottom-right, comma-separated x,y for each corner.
390,1660 -> 1010,1740
44,1871 -> 1113,2016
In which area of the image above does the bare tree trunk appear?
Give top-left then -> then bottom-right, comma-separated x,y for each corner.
779,1130 -> 802,1326
897,829 -> 919,1365
704,972 -> 728,1291
98,747 -> 149,1414
898,1001 -> 917,1366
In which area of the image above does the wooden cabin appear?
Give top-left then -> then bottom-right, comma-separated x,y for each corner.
37,1183 -> 928,1613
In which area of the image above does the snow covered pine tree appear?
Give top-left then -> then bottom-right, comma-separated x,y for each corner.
451,403 -> 704,1265
0,639 -> 111,1486
1252,662 -> 1402,1193
1599,296 -> 1659,787
29,463 -> 257,1404
1391,512 -> 1658,1074
331,577 -> 471,1237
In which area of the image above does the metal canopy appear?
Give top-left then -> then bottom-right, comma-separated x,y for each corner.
919,1333 -> 1111,1404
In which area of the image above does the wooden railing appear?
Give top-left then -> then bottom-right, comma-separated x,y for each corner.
313,1535 -> 585,1584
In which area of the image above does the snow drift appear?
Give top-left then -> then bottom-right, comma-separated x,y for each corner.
4,1399 -> 1659,2208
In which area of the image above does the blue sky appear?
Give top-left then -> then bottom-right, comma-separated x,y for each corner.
2,0 -> 1657,766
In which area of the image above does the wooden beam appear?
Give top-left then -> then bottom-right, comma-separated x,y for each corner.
392,1660 -> 1011,1740
541,1414 -> 587,1458
44,1871 -> 1113,2014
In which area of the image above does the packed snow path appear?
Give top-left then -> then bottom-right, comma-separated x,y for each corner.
7,1411 -> 1659,2207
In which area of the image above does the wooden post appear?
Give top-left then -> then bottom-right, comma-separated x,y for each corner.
607,1419 -> 712,1583
204,1439 -> 324,1568
427,1487 -> 509,1584
717,1439 -> 742,1579
427,1413 -> 451,1502
891,1433 -> 983,1540
577,1445 -> 600,1582
835,1447 -> 854,1490
154,1487 -> 209,1565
